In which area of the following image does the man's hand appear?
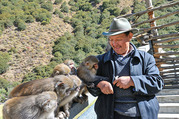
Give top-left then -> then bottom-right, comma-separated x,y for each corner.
113,76 -> 134,89
97,81 -> 114,95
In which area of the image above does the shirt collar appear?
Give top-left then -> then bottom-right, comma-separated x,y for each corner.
112,44 -> 134,58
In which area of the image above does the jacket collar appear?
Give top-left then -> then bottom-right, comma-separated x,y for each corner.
103,42 -> 141,63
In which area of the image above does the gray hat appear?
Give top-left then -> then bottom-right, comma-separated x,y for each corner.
102,18 -> 138,36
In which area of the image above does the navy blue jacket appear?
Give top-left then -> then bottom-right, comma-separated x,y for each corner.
88,43 -> 164,119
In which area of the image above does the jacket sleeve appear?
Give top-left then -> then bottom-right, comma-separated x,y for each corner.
131,54 -> 164,96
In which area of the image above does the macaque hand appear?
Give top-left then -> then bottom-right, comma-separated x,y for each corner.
97,81 -> 114,95
113,76 -> 134,89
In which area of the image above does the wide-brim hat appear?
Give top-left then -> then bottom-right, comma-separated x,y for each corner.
102,17 -> 138,36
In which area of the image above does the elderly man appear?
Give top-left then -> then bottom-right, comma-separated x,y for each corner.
88,18 -> 164,119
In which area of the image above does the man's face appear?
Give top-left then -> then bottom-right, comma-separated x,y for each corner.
108,32 -> 133,55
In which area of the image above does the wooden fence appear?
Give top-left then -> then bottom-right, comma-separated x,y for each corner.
119,0 -> 179,88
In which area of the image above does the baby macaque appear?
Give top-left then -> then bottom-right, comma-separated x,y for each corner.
3,91 -> 59,119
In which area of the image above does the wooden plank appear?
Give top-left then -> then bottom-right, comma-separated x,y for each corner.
155,57 -> 179,62
119,1 -> 179,18
164,79 -> 179,83
135,21 -> 179,37
162,75 -> 179,79
164,85 -> 179,89
153,37 -> 179,44
145,32 -> 179,42
132,11 -> 179,27
156,61 -> 179,65
160,70 -> 179,74
154,44 -> 179,48
159,65 -> 179,70
154,52 -> 179,57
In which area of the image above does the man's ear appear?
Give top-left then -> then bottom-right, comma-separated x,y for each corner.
128,32 -> 133,40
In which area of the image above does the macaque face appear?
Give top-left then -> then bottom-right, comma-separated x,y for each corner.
93,63 -> 98,70
43,99 -> 57,112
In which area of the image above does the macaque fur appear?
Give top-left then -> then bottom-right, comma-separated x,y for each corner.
51,63 -> 71,77
3,91 -> 58,119
75,56 -> 99,103
9,75 -> 74,99
51,63 -> 82,118
77,55 -> 99,83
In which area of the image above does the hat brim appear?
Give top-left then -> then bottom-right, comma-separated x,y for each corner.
102,28 -> 138,36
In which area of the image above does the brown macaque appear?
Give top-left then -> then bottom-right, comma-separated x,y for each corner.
51,62 -> 85,104
74,55 -> 99,103
51,63 -> 71,77
3,91 -> 59,119
77,55 -> 99,83
8,75 -> 75,119
9,75 -> 73,99
64,59 -> 77,75
54,75 -> 82,118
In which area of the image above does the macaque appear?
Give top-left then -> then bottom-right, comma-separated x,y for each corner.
9,75 -> 74,99
77,55 -> 99,83
54,75 -> 82,118
64,59 -> 77,75
3,91 -> 59,119
73,55 -> 99,103
51,63 -> 71,77
8,75 -> 76,119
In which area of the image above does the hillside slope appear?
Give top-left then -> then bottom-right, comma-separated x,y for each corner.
0,15 -> 72,81
0,0 -> 134,82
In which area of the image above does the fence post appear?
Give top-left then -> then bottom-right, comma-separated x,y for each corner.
145,0 -> 162,68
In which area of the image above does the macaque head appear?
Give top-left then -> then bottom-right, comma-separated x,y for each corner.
51,63 -> 71,77
84,55 -> 99,70
36,91 -> 57,112
64,59 -> 77,75
54,75 -> 74,97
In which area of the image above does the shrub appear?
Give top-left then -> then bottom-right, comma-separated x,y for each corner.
41,1 -> 53,11
0,78 -> 9,90
63,16 -> 70,23
32,8 -> 52,22
61,5 -> 69,13
26,15 -> 35,23
53,9 -> 61,15
0,52 -> 10,74
54,0 -> 62,5
59,12 -> 64,18
4,19 -> 14,28
120,7 -> 130,15
17,20 -> 26,31
0,78 -> 20,103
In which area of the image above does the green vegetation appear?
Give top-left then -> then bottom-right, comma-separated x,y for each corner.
0,78 -> 20,102
0,0 -> 53,31
0,52 -> 10,74
0,0 -> 178,104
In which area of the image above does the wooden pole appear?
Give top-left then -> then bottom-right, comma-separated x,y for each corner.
145,0 -> 161,68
